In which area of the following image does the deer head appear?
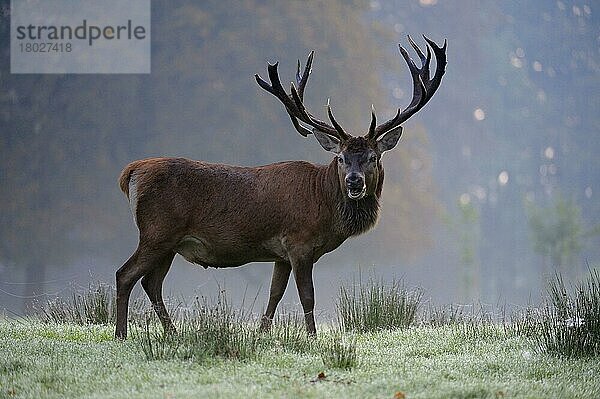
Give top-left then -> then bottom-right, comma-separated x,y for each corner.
256,35 -> 447,200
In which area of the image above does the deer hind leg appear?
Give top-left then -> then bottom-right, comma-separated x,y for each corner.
141,252 -> 176,334
259,260 -> 292,332
115,244 -> 172,339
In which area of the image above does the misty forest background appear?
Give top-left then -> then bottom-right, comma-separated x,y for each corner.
0,0 -> 598,315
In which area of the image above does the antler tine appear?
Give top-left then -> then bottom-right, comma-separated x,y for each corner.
326,99 -> 350,140
289,83 -> 334,133
369,36 -> 447,140
398,42 -> 428,111
256,63 -> 312,137
296,51 -> 314,101
368,105 -> 377,138
408,35 -> 431,81
422,35 -> 447,101
287,110 -> 313,137
255,62 -> 295,114
256,51 -> 350,141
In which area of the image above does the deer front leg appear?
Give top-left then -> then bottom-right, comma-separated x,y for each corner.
260,260 -> 292,332
291,257 -> 316,336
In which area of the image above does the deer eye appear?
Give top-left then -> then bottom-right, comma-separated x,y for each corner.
337,156 -> 343,164
369,155 -> 377,163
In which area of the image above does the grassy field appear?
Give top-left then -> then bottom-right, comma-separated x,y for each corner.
1,318 -> 599,399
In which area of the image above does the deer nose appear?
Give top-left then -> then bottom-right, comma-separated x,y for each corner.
345,173 -> 364,189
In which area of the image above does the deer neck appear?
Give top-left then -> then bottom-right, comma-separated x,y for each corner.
323,159 -> 382,238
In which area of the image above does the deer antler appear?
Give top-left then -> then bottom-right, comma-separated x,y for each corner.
255,52 -> 351,142
368,35 -> 447,140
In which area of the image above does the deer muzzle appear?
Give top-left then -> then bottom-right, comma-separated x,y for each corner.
345,173 -> 366,200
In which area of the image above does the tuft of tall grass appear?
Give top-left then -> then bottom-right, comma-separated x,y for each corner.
319,332 -> 358,370
263,311 -> 314,353
337,277 -> 422,332
534,270 -> 600,357
421,303 -> 470,327
503,306 -> 542,339
35,283 -> 116,325
418,302 -> 505,341
136,293 -> 261,362
136,315 -> 182,361
454,318 -> 503,342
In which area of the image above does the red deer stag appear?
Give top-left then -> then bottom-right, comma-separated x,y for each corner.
115,36 -> 446,339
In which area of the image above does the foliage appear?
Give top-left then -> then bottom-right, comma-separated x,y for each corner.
337,277 -> 422,332
457,201 -> 480,268
526,196 -> 583,270
373,0 -> 600,303
443,198 -> 481,301
374,124 -> 439,260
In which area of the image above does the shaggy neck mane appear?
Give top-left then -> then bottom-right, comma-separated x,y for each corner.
337,195 -> 380,237
324,158 -> 384,238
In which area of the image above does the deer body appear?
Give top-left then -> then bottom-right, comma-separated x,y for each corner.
115,36 -> 446,339
120,157 -> 380,268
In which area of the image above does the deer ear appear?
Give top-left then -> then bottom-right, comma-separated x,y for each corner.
313,129 -> 341,153
376,126 -> 403,153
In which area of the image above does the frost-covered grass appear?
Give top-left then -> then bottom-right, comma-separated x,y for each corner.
1,318 -> 599,399
3,270 -> 598,397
